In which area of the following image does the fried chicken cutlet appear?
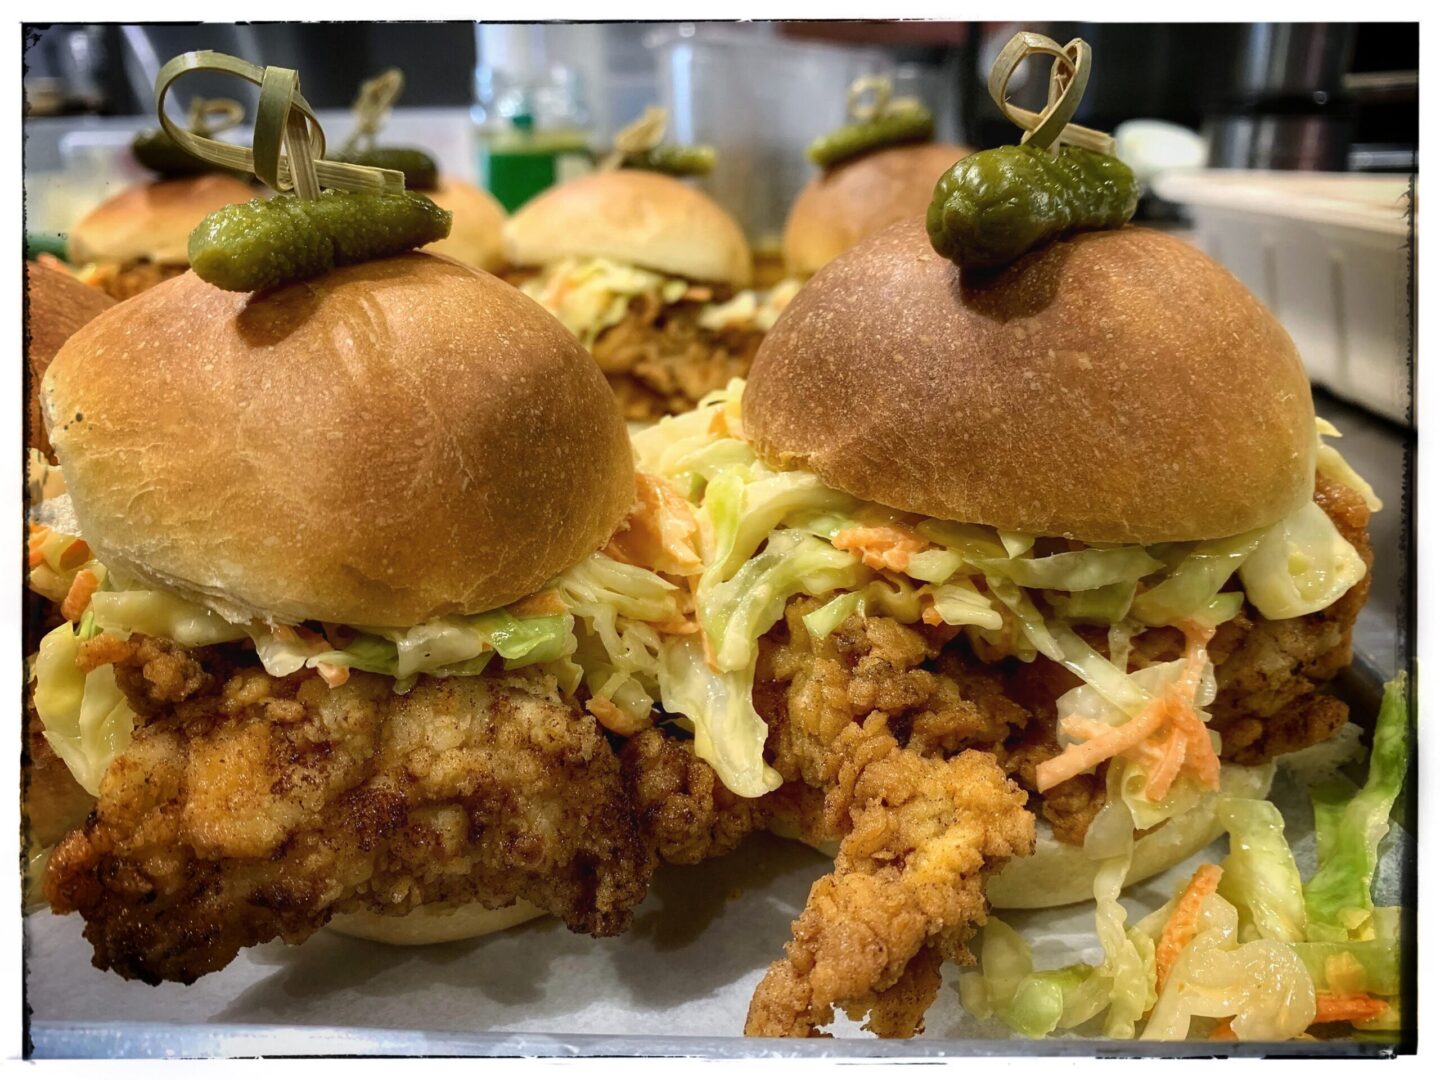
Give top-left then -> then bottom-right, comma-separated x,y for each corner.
45,639 -> 652,984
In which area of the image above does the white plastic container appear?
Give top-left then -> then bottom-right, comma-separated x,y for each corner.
1152,170 -> 1413,424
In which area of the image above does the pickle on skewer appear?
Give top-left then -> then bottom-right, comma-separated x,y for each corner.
926,144 -> 1138,270
188,189 -> 451,293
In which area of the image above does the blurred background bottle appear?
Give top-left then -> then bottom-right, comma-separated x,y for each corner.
471,25 -> 594,212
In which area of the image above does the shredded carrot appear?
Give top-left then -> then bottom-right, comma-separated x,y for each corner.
1036,621 -> 1220,798
61,568 -> 100,621
1312,993 -> 1390,1026
1154,863 -> 1223,994
604,473 -> 703,576
1210,1018 -> 1237,1040
27,524 -> 52,568
832,524 -> 929,573
1039,706 -> 1170,792
587,695 -> 649,736
510,588 -> 567,618
314,662 -> 350,689
683,285 -> 713,302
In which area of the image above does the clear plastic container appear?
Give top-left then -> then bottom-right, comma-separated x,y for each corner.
649,26 -> 893,255
1152,170 -> 1413,424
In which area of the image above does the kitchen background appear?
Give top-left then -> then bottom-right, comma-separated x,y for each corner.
22,20 -> 1416,672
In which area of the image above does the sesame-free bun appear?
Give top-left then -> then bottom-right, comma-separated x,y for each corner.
745,221 -> 1317,544
505,170 -> 752,287
66,174 -> 257,267
782,142 -> 972,277
329,899 -> 546,945
985,762 -> 1275,909
25,261 -> 115,457
773,763 -> 1274,910
43,253 -> 634,627
424,176 -> 507,272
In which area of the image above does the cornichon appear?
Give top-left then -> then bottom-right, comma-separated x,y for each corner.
329,147 -> 439,191
926,143 -> 1139,270
619,145 -> 715,177
807,106 -> 935,169
188,190 -> 452,292
132,128 -> 244,179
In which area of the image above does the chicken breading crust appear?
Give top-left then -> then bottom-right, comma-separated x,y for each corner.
747,609 -> 1036,1036
45,655 -> 652,984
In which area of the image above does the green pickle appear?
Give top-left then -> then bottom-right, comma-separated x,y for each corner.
620,145 -> 715,177
808,107 -> 935,169
926,143 -> 1139,270
329,147 -> 439,191
132,128 -> 241,179
188,190 -> 452,293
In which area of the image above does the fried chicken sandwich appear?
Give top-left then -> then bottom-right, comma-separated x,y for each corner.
626,215 -> 1381,1037
65,172 -> 257,301
782,140 -> 972,279
504,169 -> 797,422
27,249 -> 726,978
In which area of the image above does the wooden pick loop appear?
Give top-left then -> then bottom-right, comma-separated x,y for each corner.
154,50 -> 405,196
185,97 -> 244,138
343,68 -> 404,154
602,106 -> 668,171
987,31 -> 1114,155
845,75 -> 923,123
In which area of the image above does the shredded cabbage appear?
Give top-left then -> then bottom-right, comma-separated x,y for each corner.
958,920 -> 1103,1038
1316,418 -> 1383,512
1130,531 -> 1265,627
1239,502 -> 1367,620
927,580 -> 1002,630
657,636 -> 780,797
1303,674 -> 1409,941
974,547 -> 1162,592
90,589 -> 248,648
1142,892 -> 1316,1040
801,592 -> 862,641
32,621 -> 136,796
1217,797 -> 1307,943
519,256 -> 687,346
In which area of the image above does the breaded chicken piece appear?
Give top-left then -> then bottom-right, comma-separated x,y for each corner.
748,609 -> 1035,1036
45,650 -> 651,984
621,727 -> 771,865
24,705 -> 93,851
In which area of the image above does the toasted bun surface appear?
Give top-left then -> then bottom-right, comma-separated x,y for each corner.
424,176 -> 507,272
783,142 -> 972,277
329,899 -> 547,945
505,170 -> 752,286
745,221 -> 1317,544
66,175 -> 257,267
44,253 -> 634,627
26,261 -> 115,456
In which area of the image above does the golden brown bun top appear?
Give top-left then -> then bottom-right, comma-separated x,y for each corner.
26,261 -> 115,456
66,174 -> 258,267
44,253 -> 634,627
745,221 -> 1317,544
505,170 -> 752,286
782,142 -> 972,278
424,176 -> 507,273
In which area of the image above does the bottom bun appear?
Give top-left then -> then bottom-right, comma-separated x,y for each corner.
770,762 -> 1276,911
328,899 -> 547,945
